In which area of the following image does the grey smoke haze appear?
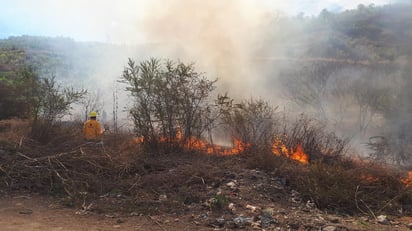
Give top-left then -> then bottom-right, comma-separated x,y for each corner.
2,0 -> 405,101
140,0 -> 277,99
5,0 -> 411,159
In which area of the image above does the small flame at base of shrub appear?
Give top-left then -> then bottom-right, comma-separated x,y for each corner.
272,138 -> 309,164
134,133 -> 310,164
401,171 -> 412,187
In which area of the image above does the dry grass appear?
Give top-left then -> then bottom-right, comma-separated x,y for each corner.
0,119 -> 30,142
274,156 -> 412,216
1,118 -> 412,217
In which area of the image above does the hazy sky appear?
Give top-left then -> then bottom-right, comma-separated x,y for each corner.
0,0 -> 402,44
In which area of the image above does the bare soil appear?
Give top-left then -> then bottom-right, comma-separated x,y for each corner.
1,192 -> 412,231
0,193 -> 195,231
2,166 -> 412,231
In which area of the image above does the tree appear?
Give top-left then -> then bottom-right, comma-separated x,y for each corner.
0,66 -> 38,119
121,58 -> 216,151
30,75 -> 86,142
80,89 -> 104,121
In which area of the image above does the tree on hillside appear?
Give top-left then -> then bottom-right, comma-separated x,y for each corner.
0,66 -> 38,119
121,58 -> 217,151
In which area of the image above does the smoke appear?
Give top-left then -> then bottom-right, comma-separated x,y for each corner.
5,0 -> 412,158
137,0 -> 279,99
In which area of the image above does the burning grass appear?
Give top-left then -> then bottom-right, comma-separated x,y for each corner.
273,157 -> 412,216
1,119 -> 412,218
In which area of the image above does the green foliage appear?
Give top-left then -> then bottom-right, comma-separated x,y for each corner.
0,66 -> 38,119
121,58 -> 217,152
210,194 -> 227,209
30,76 -> 86,142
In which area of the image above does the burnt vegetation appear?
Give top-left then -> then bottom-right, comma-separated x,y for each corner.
2,2 -> 412,229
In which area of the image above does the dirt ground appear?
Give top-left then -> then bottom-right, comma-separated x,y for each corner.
2,190 -> 412,231
0,193 -> 201,231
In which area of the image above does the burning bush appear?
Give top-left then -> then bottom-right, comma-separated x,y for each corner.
121,58 -> 217,153
218,96 -> 277,149
288,159 -> 412,216
275,115 -> 350,163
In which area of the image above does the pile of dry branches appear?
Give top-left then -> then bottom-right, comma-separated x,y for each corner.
0,137 -> 122,201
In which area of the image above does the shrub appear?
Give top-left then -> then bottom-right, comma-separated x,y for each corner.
218,97 -> 277,149
121,58 -> 216,153
29,76 -> 86,143
286,158 -> 412,216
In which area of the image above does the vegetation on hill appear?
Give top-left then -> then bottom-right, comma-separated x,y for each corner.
2,3 -> 412,229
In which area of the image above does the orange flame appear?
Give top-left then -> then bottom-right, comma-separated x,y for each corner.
272,138 -> 309,164
133,130 -> 250,155
133,130 -> 309,162
290,144 -> 309,164
222,138 -> 251,155
401,171 -> 412,187
133,136 -> 144,143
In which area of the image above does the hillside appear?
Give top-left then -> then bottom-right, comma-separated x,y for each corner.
2,2 -> 412,231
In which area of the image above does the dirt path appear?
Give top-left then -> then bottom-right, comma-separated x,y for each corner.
0,194 -> 201,231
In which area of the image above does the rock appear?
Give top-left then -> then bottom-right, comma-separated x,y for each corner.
376,215 -> 389,225
226,181 -> 237,190
246,204 -> 259,213
232,216 -> 254,228
327,216 -> 340,224
130,212 -> 140,216
407,222 -> 412,229
322,225 -> 337,231
287,222 -> 300,229
116,219 -> 124,224
228,203 -> 236,213
261,208 -> 274,217
260,208 -> 277,228
211,217 -> 225,228
290,190 -> 302,203
261,215 -> 278,228
158,194 -> 167,201
305,200 -> 316,209
18,209 -> 33,215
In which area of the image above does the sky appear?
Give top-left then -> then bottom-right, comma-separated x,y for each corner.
0,0 -> 403,44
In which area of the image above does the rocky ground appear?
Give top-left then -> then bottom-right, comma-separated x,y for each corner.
2,159 -> 412,231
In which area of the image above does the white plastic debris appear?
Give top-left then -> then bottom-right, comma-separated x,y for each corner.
226,181 -> 237,190
376,215 -> 389,225
246,204 -> 259,213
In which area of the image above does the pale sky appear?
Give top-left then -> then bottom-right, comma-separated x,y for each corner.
0,0 -> 404,44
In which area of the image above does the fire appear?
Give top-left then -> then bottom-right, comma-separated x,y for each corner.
222,138 -> 251,155
179,130 -> 248,155
133,136 -> 144,143
401,171 -> 412,187
133,131 -> 308,163
272,138 -> 309,164
133,130 -> 249,155
290,144 -> 309,164
198,137 -> 250,155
